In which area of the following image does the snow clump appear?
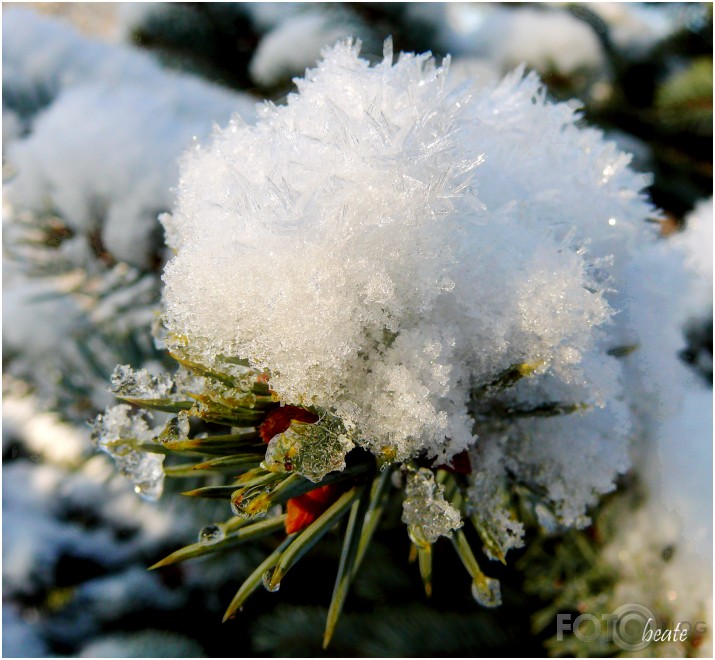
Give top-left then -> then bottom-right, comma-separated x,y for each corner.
161,40 -> 656,528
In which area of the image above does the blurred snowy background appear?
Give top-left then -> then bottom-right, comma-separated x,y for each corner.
2,3 -> 712,658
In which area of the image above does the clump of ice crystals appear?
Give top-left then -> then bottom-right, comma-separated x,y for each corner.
162,40 -> 655,532
263,417 -> 354,482
402,468 -> 463,545
91,404 -> 165,501
110,365 -> 176,400
109,364 -> 207,405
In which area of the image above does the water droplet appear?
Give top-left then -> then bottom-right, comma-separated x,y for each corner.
230,486 -> 271,520
262,568 -> 280,592
471,576 -> 501,608
198,524 -> 225,544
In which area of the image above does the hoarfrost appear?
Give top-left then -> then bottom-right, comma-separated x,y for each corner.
466,441 -> 525,561
442,5 -> 606,76
604,198 -> 713,654
79,630 -> 205,658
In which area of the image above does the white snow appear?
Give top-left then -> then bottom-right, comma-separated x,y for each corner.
249,9 -> 371,88
434,5 -> 606,76
607,198 -> 714,654
3,8 -> 258,269
162,40 -> 656,532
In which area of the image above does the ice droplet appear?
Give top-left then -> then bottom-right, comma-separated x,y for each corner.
158,412 -> 190,445
263,417 -> 353,482
198,524 -> 225,544
471,576 -> 502,608
262,568 -> 280,592
401,468 -> 462,544
230,486 -> 271,520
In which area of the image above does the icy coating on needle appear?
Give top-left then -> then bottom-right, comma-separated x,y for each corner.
91,404 -> 165,501
162,40 -> 654,486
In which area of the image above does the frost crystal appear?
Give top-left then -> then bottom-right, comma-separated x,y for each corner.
91,404 -> 165,501
466,443 -> 524,561
162,40 -> 655,530
402,468 -> 463,545
263,417 -> 354,483
612,197 -> 713,641
110,365 -> 175,401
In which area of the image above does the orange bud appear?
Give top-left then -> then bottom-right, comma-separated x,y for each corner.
285,484 -> 339,534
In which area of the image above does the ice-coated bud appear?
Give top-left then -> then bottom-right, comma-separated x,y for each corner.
262,418 -> 354,483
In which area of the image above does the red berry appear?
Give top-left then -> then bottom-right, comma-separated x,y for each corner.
259,405 -> 319,444
285,484 -> 339,534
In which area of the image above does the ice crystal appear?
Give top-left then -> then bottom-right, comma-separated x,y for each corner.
466,443 -> 525,561
443,5 -> 606,76
402,468 -> 463,545
110,365 -> 175,401
249,9 -> 374,88
91,404 -> 164,501
263,417 -> 354,483
612,198 -> 713,645
673,198 -> 713,289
